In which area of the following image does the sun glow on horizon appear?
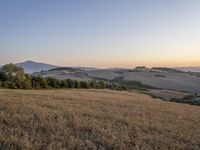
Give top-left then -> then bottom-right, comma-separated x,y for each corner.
0,1 -> 200,67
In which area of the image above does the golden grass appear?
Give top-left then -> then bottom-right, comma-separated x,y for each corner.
0,89 -> 200,149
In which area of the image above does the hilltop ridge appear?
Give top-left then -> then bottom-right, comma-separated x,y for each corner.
16,60 -> 59,73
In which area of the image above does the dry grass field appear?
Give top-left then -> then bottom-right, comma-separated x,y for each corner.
0,89 -> 200,150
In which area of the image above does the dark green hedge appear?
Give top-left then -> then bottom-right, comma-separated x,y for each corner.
0,64 -> 126,91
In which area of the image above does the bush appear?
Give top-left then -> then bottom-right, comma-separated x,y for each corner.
80,81 -> 90,89
0,72 -> 6,82
21,79 -> 32,89
0,81 -> 2,88
32,81 -> 40,89
154,74 -> 166,78
66,79 -> 75,88
74,80 -> 80,88
97,81 -> 106,89
3,81 -> 17,89
59,80 -> 68,88
90,80 -> 97,88
46,77 -> 60,88
32,76 -> 48,89
183,95 -> 197,100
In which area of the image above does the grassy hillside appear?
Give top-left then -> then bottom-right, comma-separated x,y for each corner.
35,68 -> 200,93
0,89 -> 200,149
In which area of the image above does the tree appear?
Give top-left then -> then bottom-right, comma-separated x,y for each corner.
0,72 -> 6,82
111,84 -> 117,90
80,81 -> 90,89
21,75 -> 32,89
21,80 -> 32,89
90,80 -> 96,89
60,80 -> 69,88
46,77 -> 60,88
3,81 -> 17,89
32,80 -> 40,89
74,80 -> 80,88
66,79 -> 75,88
97,81 -> 106,89
0,64 -> 27,89
1,63 -> 25,82
0,81 -> 2,88
32,76 -> 48,89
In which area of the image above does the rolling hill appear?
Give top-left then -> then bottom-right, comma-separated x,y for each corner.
34,66 -> 200,93
175,67 -> 200,72
16,60 -> 59,73
2,60 -> 200,94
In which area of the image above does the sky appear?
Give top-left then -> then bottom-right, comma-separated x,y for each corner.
0,0 -> 200,67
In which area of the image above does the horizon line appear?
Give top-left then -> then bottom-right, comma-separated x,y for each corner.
0,59 -> 200,69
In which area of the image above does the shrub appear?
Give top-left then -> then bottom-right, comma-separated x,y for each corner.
3,81 -> 17,89
74,80 -> 81,88
32,76 -> 48,89
46,77 -> 60,88
183,95 -> 197,100
0,72 -> 6,82
97,81 -> 106,89
21,79 -> 32,89
0,81 -> 2,88
90,80 -> 97,88
80,81 -> 90,89
154,74 -> 166,78
60,80 -> 69,88
66,79 -> 75,88
31,80 -> 41,89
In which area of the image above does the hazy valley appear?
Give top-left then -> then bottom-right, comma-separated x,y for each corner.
12,60 -> 200,94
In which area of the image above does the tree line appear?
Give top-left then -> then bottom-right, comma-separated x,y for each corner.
0,63 -> 126,90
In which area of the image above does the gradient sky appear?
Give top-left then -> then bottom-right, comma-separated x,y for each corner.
0,0 -> 200,67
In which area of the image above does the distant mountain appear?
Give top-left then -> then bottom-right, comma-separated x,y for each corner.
175,67 -> 200,72
16,60 -> 59,73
